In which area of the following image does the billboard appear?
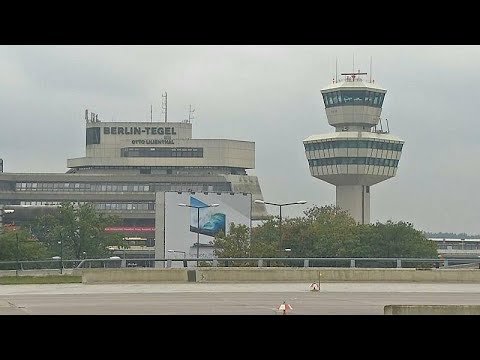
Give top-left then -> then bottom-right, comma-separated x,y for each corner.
164,192 -> 252,264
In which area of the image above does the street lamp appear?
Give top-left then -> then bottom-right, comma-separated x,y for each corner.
178,203 -> 219,267
58,240 -> 63,274
254,199 -> 307,253
15,232 -> 20,277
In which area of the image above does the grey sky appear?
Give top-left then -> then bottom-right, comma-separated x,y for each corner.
1,45 -> 479,234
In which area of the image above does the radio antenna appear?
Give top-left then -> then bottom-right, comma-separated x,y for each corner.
369,56 -> 373,83
162,92 -> 168,123
150,104 -> 153,123
335,58 -> 338,83
188,104 -> 195,123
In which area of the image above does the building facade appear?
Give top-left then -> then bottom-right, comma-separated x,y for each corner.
0,111 -> 267,263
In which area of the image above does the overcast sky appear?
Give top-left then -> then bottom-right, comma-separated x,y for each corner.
1,45 -> 479,235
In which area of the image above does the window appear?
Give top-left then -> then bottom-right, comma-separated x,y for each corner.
86,127 -> 101,145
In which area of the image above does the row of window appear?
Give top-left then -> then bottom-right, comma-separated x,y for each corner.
305,140 -> 403,152
308,157 -> 400,167
16,183 -> 151,192
322,90 -> 385,108
121,147 -> 204,158
95,203 -> 155,211
436,244 -> 480,250
15,182 -> 231,192
20,201 -> 155,211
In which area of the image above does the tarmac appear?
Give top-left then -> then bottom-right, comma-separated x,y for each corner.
2,282 -> 480,314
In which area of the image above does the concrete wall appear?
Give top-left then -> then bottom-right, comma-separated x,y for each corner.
385,305 -> 480,315
198,267 -> 480,283
75,267 -> 480,283
80,268 -> 189,283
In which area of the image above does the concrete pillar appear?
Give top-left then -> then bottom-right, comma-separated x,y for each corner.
213,259 -> 218,267
350,259 -> 356,268
258,259 -> 263,267
336,185 -> 370,224
303,259 -> 309,268
154,192 -> 165,268
396,259 -> 402,268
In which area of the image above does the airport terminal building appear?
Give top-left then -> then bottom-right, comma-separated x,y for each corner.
0,111 -> 268,263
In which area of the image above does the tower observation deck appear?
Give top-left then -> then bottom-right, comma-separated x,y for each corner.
303,71 -> 404,224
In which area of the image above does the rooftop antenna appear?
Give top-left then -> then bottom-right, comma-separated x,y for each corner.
341,72 -> 367,81
369,56 -> 373,83
335,58 -> 338,83
150,104 -> 153,123
188,104 -> 195,123
162,92 -> 168,123
385,118 -> 390,133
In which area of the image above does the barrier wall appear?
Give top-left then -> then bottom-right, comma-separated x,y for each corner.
80,268 -> 189,283
77,267 -> 480,284
384,305 -> 480,315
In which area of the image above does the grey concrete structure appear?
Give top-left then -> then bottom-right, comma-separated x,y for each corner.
0,111 -> 268,264
2,283 -> 480,315
384,305 -> 480,315
304,72 -> 404,223
74,267 -> 480,284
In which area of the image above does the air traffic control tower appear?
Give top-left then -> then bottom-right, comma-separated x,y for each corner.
303,71 -> 404,224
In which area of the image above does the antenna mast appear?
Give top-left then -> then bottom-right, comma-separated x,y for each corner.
335,58 -> 338,83
162,92 -> 168,123
188,104 -> 195,123
370,56 -> 373,83
150,104 -> 153,123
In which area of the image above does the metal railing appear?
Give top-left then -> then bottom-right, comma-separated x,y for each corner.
1,257 -> 480,272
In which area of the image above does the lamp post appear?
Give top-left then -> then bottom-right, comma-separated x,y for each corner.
254,200 -> 307,253
178,203 -> 219,267
58,240 -> 63,274
1,208 -> 18,275
15,232 -> 20,277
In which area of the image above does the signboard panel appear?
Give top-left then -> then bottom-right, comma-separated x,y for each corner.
164,192 -> 252,264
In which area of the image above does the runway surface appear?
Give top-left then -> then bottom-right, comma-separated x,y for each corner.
1,282 -> 480,315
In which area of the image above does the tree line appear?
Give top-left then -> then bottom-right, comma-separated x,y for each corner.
0,202 -> 439,263
213,205 -> 438,260
0,202 -> 124,262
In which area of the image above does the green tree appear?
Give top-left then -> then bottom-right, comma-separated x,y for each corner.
0,227 -> 49,262
354,221 -> 438,259
300,205 -> 358,258
213,223 -> 251,258
251,217 -> 284,257
212,204 -> 439,265
29,202 -> 126,259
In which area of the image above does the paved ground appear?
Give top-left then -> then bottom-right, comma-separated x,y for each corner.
1,282 -> 480,315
